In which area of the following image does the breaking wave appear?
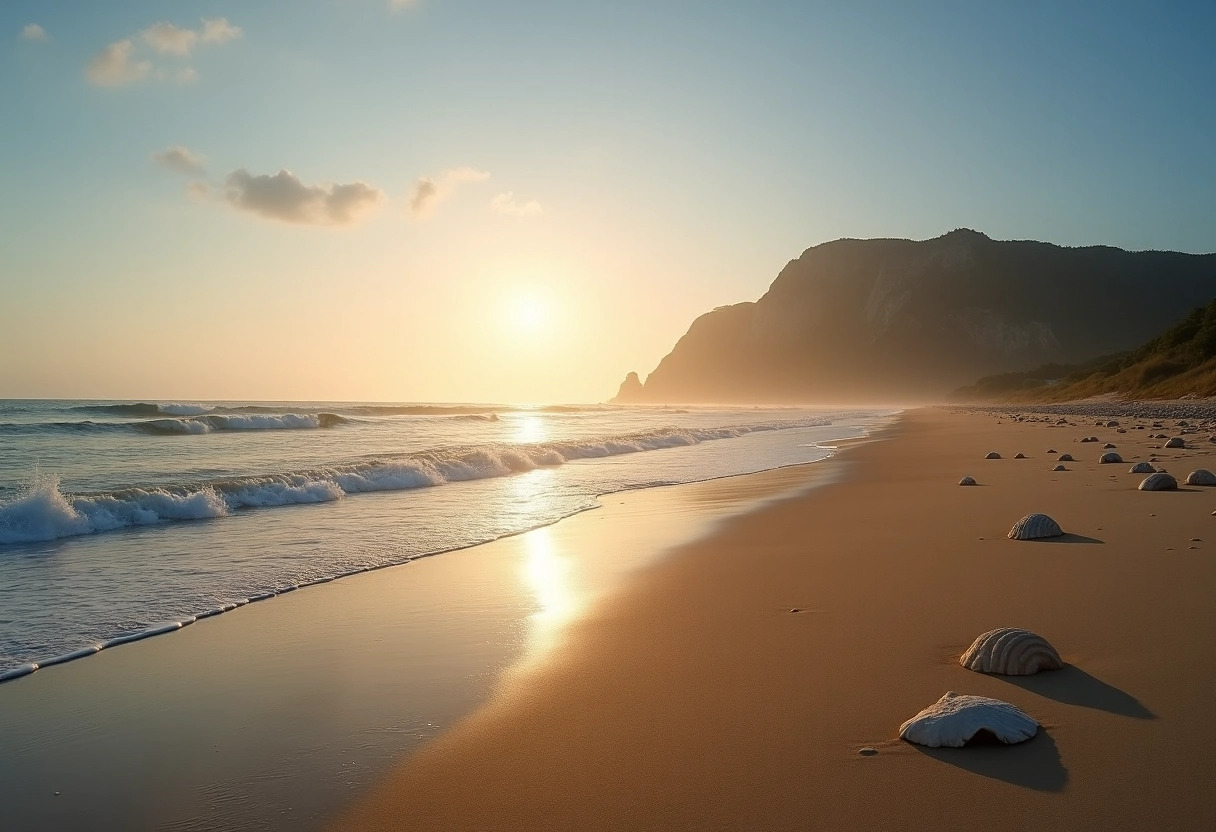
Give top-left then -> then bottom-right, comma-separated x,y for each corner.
0,420 -> 827,545
0,413 -> 349,436
70,402 -> 613,418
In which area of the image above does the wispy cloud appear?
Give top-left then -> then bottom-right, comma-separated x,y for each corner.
142,22 -> 197,55
226,169 -> 384,226
86,40 -> 152,87
87,18 -> 241,87
407,167 -> 491,218
491,192 -> 543,218
388,0 -> 418,13
20,23 -> 47,42
152,145 -> 206,175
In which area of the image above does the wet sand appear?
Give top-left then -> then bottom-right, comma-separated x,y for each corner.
0,458 -> 842,831
338,408 -> 1216,831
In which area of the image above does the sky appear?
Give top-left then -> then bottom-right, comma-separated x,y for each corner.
2,1 -> 1215,403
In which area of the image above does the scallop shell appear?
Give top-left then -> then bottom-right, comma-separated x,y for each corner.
960,628 -> 1064,675
1099,452 -> 1123,464
1139,472 -> 1178,491
1128,462 -> 1156,474
1165,437 -> 1186,448
959,476 -> 977,486
899,692 -> 1039,748
985,452 -> 1002,459
1186,469 -> 1216,486
1007,513 -> 1063,540
1057,453 -> 1074,462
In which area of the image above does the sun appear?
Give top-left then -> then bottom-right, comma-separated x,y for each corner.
508,295 -> 549,333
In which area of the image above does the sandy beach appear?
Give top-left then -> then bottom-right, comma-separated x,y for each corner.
0,446 -> 846,831
338,407 -> 1216,831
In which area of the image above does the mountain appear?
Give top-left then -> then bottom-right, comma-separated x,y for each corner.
612,230 -> 1216,404
984,298 -> 1216,401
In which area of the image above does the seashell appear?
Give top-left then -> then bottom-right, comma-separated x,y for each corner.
1014,453 -> 1026,459
899,692 -> 1039,748
1186,469 -> 1216,486
985,452 -> 1002,459
1007,513 -> 1063,540
960,628 -> 1064,675
1128,462 -> 1156,474
958,476 -> 977,486
1103,443 -> 1117,449
1099,452 -> 1123,464
1139,472 -> 1178,491
1047,449 -> 1057,454
1080,437 -> 1097,443
1165,437 -> 1185,448
1052,464 -> 1067,471
1106,421 -> 1119,428
1057,453 -> 1074,462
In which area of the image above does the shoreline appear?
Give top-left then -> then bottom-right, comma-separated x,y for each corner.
0,429 -> 870,687
0,428 -> 872,831
338,406 -> 1216,831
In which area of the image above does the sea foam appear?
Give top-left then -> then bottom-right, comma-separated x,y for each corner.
0,420 -> 827,545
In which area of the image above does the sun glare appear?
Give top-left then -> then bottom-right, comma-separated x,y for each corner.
508,295 -> 549,333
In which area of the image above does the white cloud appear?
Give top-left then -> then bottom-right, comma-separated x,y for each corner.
407,167 -> 491,218
388,0 -> 418,12
142,22 -> 197,55
201,18 -> 242,44
153,146 -> 206,175
86,40 -> 153,87
21,24 -> 47,42
491,192 -> 543,218
142,18 -> 241,55
87,18 -> 241,86
226,169 -> 384,226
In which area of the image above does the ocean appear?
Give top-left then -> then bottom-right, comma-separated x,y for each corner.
0,399 -> 895,680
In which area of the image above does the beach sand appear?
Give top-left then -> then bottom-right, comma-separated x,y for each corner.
338,408 -> 1216,831
0,456 -> 840,831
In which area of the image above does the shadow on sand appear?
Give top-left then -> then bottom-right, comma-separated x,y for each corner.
917,729 -> 1067,791
998,665 -> 1155,719
1037,533 -> 1104,544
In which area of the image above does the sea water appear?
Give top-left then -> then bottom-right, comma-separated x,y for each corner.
0,400 -> 895,678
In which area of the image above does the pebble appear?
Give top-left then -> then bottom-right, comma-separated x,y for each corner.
858,747 -> 878,756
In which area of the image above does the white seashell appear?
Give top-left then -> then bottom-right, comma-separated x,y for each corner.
1007,513 -> 1063,540
899,692 -> 1039,748
1099,452 -> 1123,464
959,476 -> 977,486
960,628 -> 1064,675
1128,462 -> 1156,474
985,452 -> 1002,459
1057,453 -> 1074,462
1165,437 -> 1186,448
1052,464 -> 1067,471
1186,469 -> 1216,486
1139,472 -> 1178,491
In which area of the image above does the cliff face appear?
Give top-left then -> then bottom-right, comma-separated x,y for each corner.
612,230 -> 1216,404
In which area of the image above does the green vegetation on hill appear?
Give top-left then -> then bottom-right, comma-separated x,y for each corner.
987,299 -> 1216,401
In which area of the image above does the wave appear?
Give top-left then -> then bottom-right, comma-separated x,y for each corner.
66,402 -> 613,419
0,413 -> 349,436
0,419 -> 828,545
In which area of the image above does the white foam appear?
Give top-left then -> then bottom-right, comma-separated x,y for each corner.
0,419 -> 834,545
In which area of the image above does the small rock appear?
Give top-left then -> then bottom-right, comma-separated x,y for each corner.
859,747 -> 878,756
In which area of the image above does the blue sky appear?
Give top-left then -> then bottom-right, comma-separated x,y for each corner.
3,1 -> 1215,401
